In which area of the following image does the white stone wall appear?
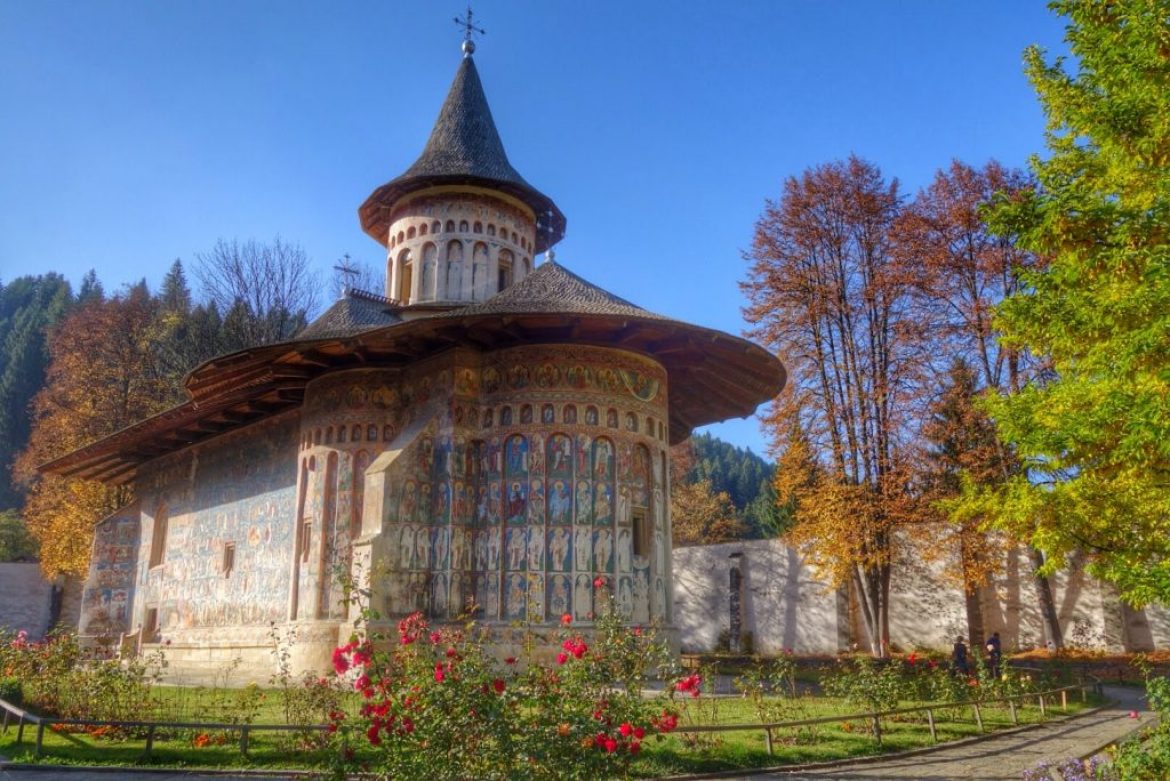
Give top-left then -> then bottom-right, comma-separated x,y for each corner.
673,539 -> 1170,654
0,563 -> 53,640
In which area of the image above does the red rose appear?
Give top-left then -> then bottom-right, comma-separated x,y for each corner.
593,576 -> 606,588
561,613 -> 572,626
556,652 -> 568,665
603,738 -> 618,753
331,647 -> 349,675
629,740 -> 641,754
434,663 -> 445,683
505,656 -> 517,665
619,722 -> 632,737
633,726 -> 645,739
492,678 -> 505,694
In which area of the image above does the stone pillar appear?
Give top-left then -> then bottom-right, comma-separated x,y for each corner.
489,246 -> 501,294
387,249 -> 399,301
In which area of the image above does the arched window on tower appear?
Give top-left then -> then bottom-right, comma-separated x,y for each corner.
445,220 -> 456,232
419,223 -> 428,236
459,220 -> 469,233
407,226 -> 416,239
432,220 -> 442,234
472,242 -> 489,300
473,221 -> 483,234
487,224 -> 496,237
498,249 -> 514,292
444,240 -> 464,299
421,242 -> 438,301
397,248 -> 413,301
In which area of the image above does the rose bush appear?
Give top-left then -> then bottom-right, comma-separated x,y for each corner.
325,591 -> 694,780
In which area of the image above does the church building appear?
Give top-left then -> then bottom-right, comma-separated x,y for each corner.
46,39 -> 785,678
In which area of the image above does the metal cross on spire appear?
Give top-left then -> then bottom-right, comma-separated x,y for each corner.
454,6 -> 486,56
333,253 -> 359,296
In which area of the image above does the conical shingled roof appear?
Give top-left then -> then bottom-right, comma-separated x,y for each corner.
359,56 -> 566,251
297,288 -> 401,340
447,260 -> 669,320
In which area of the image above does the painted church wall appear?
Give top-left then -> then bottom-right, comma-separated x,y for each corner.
78,501 -> 140,640
296,367 -> 408,622
133,414 -> 300,638
341,344 -> 673,632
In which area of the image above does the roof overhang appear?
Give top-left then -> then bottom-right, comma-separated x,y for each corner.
41,312 -> 784,485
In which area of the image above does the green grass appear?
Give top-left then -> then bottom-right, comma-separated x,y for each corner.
0,690 -> 1100,775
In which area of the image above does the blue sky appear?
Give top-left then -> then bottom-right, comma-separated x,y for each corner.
0,1 -> 1067,457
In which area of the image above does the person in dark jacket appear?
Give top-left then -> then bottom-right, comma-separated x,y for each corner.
951,636 -> 969,676
985,631 -> 1002,677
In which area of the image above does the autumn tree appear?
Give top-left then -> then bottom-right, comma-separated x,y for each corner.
670,480 -> 746,547
975,0 -> 1170,606
744,156 -> 925,656
15,285 -> 182,577
895,160 -> 1063,646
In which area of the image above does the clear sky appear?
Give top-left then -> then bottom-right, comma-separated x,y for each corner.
0,1 -> 1067,457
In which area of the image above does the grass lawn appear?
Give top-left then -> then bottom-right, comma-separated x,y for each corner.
0,687 -> 1100,775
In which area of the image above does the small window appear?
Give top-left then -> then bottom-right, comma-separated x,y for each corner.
222,542 -> 236,577
487,224 -> 496,237
367,424 -> 378,441
445,220 -> 456,232
632,508 -> 649,558
325,426 -> 334,444
419,223 -> 428,236
149,506 -> 169,568
407,226 -> 416,239
459,220 -> 469,232
352,424 -> 361,442
432,220 -> 442,234
301,521 -> 312,563
338,426 -> 347,444
383,424 -> 394,441
473,221 -> 483,234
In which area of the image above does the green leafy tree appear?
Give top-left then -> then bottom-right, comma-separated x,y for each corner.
979,0 -> 1170,605
0,509 -> 39,562
0,274 -> 73,509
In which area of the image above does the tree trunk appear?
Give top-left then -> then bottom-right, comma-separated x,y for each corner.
964,587 -> 984,648
1029,547 -> 1063,649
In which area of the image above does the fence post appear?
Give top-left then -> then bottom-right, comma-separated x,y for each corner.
764,727 -> 774,756
240,726 -> 250,756
2,709 -> 8,734
34,722 -> 44,757
1038,695 -> 1046,717
16,715 -> 23,744
144,725 -> 155,757
925,708 -> 937,742
972,703 -> 983,732
871,714 -> 882,745
1061,690 -> 1068,710
1008,699 -> 1018,725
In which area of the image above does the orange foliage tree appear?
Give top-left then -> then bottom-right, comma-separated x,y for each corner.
670,480 -> 746,548
15,285 -> 182,578
894,160 -> 1062,647
743,156 -> 928,656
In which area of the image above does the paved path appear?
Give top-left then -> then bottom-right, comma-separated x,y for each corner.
735,685 -> 1150,781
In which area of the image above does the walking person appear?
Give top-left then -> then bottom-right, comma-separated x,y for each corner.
985,631 -> 1002,678
951,635 -> 969,676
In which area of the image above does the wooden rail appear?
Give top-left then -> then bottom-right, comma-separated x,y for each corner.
0,696 -> 329,758
673,682 -> 1092,752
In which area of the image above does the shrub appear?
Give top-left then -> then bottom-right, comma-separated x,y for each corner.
324,586 -> 693,781
0,676 -> 21,705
